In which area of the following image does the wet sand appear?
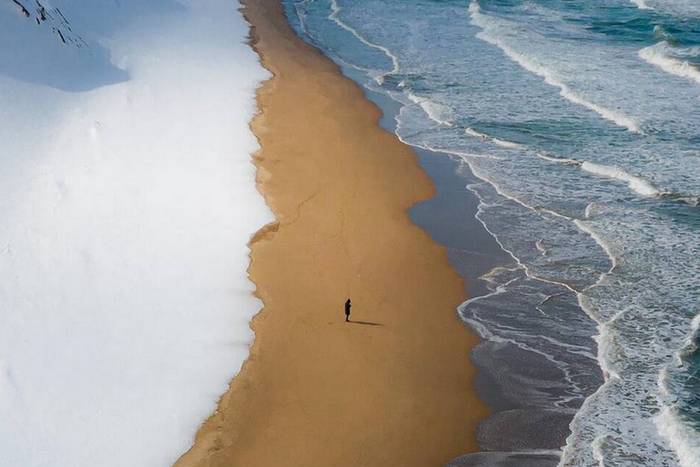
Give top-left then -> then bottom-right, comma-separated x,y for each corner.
174,0 -> 487,465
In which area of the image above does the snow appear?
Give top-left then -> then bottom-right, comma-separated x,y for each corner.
0,1 -> 272,466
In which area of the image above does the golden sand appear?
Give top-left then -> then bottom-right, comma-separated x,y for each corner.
174,1 -> 487,465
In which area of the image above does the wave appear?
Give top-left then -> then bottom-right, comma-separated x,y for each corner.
639,41 -> 700,86
328,0 -> 399,83
470,138 -> 689,209
656,313 -> 700,467
468,1 -> 641,133
407,92 -> 454,126
580,162 -> 662,197
580,162 -> 699,206
465,127 -> 522,149
653,25 -> 676,44
665,194 -> 700,207
656,406 -> 700,467
392,128 -> 505,161
484,141 -> 696,207
630,0 -> 653,10
535,151 -> 581,165
535,239 -> 548,255
539,155 -> 699,206
418,128 -> 693,208
632,0 -> 700,17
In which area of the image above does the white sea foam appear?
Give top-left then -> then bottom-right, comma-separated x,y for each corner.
328,0 -> 399,82
535,239 -> 548,255
407,92 -> 453,126
654,313 -> 700,467
535,152 -> 581,165
630,0 -> 653,10
635,0 -> 700,17
468,2 -> 641,133
538,155 -> 691,204
558,218 -> 620,467
656,406 -> 700,467
0,2 -> 273,466
393,113 -> 505,160
590,307 -> 624,381
567,215 -> 618,395
584,203 -> 596,219
639,42 -> 700,86
465,127 -> 489,140
465,127 -> 522,148
580,162 -> 662,197
292,0 -> 313,36
470,132 -> 676,206
674,195 -> 700,207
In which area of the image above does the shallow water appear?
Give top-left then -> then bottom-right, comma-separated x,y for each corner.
286,1 -> 700,465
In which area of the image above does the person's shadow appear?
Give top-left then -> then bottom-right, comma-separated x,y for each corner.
348,320 -> 383,326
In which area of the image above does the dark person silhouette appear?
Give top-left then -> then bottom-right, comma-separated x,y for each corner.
344,298 -> 352,322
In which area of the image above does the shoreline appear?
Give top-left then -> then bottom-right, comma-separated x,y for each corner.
174,0 -> 488,466
349,84 -> 587,465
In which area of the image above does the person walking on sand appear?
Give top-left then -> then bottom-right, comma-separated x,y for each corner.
344,298 -> 352,322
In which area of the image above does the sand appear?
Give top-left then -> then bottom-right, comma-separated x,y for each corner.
174,1 -> 488,465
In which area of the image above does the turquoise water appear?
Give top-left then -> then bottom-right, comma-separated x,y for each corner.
285,1 -> 700,465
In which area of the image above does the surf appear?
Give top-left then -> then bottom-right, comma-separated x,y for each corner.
468,1 -> 641,134
639,41 -> 700,86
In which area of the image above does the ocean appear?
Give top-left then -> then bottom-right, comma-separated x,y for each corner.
284,0 -> 700,465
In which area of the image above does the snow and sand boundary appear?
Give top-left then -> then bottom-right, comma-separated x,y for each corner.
0,1 -> 272,466
174,0 -> 487,466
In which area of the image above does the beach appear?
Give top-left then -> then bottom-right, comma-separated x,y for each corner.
174,0 -> 488,466
284,0 -> 700,464
3,0 -> 698,466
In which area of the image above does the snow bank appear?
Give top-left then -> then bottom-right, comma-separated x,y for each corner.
0,1 -> 272,466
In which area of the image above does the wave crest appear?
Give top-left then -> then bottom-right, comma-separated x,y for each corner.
407,93 -> 454,126
580,162 -> 662,197
468,1 -> 641,133
639,41 -> 700,85
465,127 -> 522,149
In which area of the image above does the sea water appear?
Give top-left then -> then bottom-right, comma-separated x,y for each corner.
286,1 -> 700,465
